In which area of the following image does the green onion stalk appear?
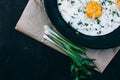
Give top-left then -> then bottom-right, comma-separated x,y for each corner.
43,25 -> 96,80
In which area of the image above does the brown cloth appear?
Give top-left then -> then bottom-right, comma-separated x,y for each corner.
15,0 -> 120,73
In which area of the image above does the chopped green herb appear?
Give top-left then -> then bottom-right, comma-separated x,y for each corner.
116,12 -> 120,17
102,2 -> 105,5
73,13 -> 78,15
112,11 -> 116,16
68,21 -> 72,25
107,1 -> 112,5
112,11 -> 120,17
96,19 -> 101,24
105,8 -> 108,10
85,23 -> 88,26
71,16 -> 75,18
71,1 -> 75,4
78,8 -> 81,12
77,21 -> 82,25
101,25 -> 104,28
95,28 -> 98,31
111,19 -> 113,22
97,31 -> 101,34
58,3 -> 62,5
86,29 -> 89,31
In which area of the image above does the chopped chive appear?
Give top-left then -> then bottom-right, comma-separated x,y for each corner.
85,23 -> 88,26
58,3 -> 62,5
77,21 -> 82,25
116,12 -> 120,17
97,31 -> 101,34
78,8 -> 81,12
96,19 -> 101,24
101,25 -> 104,28
71,16 -> 75,18
102,2 -> 105,5
111,19 -> 113,22
68,21 -> 72,25
71,1 -> 75,4
107,1 -> 113,5
112,11 -> 116,16
95,28 -> 98,31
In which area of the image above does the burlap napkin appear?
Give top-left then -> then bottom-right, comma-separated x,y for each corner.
15,0 -> 120,73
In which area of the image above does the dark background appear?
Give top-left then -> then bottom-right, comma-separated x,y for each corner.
0,0 -> 120,80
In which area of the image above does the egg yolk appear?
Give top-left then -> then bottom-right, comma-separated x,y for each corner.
86,1 -> 102,19
116,0 -> 120,7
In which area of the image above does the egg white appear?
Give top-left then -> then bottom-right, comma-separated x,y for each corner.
57,0 -> 120,36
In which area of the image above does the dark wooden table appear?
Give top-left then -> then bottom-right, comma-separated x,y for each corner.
0,0 -> 120,80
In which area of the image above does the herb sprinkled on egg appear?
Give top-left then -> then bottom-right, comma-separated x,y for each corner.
58,0 -> 120,36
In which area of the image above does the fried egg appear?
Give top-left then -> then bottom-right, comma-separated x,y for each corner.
58,0 -> 120,36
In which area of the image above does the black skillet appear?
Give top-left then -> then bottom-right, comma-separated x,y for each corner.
44,0 -> 120,49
